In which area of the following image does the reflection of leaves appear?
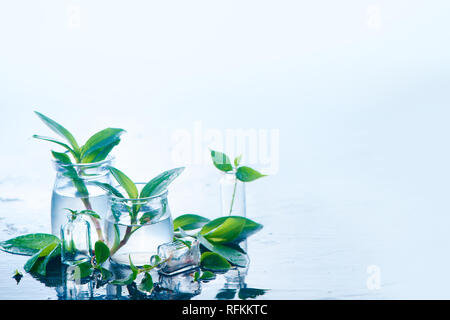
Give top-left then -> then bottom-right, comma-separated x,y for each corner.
29,259 -> 64,288
12,270 -> 23,285
216,289 -> 237,300
215,288 -> 267,300
238,288 -> 267,300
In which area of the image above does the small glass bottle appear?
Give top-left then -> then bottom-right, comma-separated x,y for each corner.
61,212 -> 92,266
220,171 -> 246,217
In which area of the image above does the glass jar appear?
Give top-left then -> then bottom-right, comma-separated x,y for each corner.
220,171 -> 246,217
51,157 -> 113,243
60,214 -> 92,266
106,184 -> 174,266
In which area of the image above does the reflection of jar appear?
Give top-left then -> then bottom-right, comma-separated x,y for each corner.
220,171 -> 246,217
51,157 -> 114,243
106,184 -> 174,266
60,214 -> 92,266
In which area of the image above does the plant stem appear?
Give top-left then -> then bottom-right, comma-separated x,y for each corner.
109,225 -> 140,256
81,197 -> 105,242
228,178 -> 238,216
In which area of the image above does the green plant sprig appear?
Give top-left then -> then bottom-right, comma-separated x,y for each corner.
33,111 -> 125,164
64,208 -> 101,221
173,214 -> 263,270
33,111 -> 126,242
210,150 -> 266,215
96,166 -> 185,255
111,254 -> 168,293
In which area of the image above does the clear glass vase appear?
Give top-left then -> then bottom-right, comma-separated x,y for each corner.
60,214 -> 92,266
220,171 -> 246,217
51,157 -> 113,243
106,185 -> 174,266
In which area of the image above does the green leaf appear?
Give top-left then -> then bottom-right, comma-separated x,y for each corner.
129,255 -> 139,274
139,167 -> 185,198
69,261 -> 94,280
199,271 -> 215,281
13,269 -> 23,277
24,242 -> 59,274
12,269 -> 23,284
177,238 -> 192,249
173,214 -> 210,231
138,272 -> 154,293
236,166 -> 266,182
35,243 -> 61,276
234,155 -> 242,167
210,150 -> 233,172
0,233 -> 60,256
92,182 -> 125,198
80,210 -> 101,220
109,167 -> 138,199
111,270 -> 138,286
34,111 -> 80,152
94,241 -> 110,265
200,216 -> 263,243
51,151 -> 72,164
80,128 -> 125,163
98,266 -> 113,281
200,252 -> 231,271
149,254 -> 161,267
200,217 -> 245,244
198,234 -> 248,267
62,168 -> 89,197
33,135 -> 78,160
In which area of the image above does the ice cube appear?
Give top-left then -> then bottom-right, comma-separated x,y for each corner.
158,270 -> 201,297
157,237 -> 200,275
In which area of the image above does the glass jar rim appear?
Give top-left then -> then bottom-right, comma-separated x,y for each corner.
52,155 -> 115,168
109,182 -> 169,202
105,209 -> 170,227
